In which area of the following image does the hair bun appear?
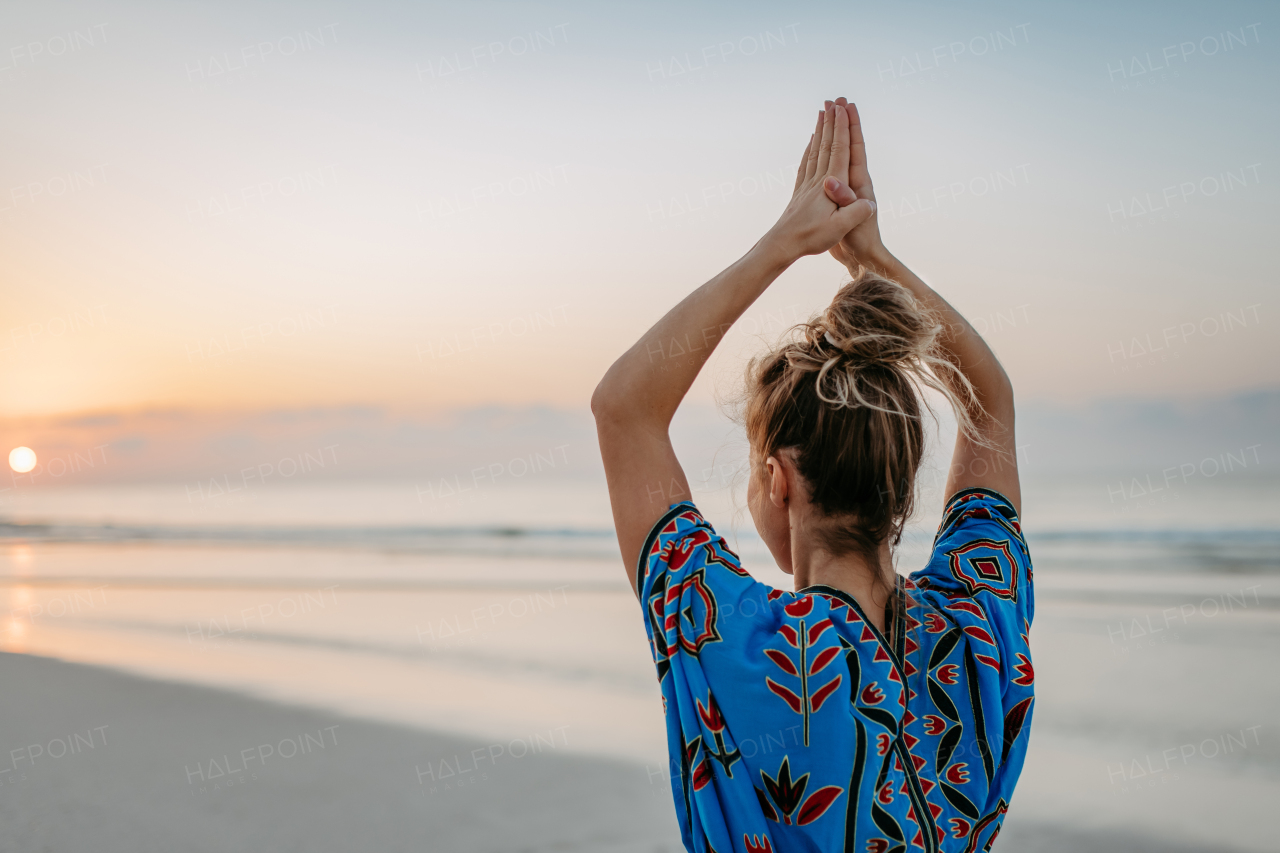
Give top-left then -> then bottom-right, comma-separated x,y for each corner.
810,274 -> 937,372
740,267 -> 992,569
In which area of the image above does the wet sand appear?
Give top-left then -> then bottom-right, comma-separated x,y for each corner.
1,652 -> 1266,852
0,652 -> 683,853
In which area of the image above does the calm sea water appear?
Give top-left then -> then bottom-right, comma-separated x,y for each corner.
1,475 -> 1277,849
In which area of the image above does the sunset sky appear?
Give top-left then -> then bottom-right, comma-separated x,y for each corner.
2,0 -> 1276,421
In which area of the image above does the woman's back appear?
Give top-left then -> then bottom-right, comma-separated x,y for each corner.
638,488 -> 1033,853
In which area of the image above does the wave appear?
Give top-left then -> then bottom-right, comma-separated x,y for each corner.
0,518 -> 620,559
3,518 -> 1279,575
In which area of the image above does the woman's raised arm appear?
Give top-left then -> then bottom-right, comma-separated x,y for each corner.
592,103 -> 878,590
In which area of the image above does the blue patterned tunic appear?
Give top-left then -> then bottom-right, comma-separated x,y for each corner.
636,488 -> 1035,853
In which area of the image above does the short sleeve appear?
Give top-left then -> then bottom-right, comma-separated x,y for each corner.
634,503 -> 807,852
636,501 -> 781,687
910,487 -> 1035,688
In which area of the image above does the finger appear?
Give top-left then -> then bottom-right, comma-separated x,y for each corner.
826,104 -> 850,179
803,109 -> 823,182
793,134 -> 813,192
814,104 -> 835,176
822,176 -> 857,207
846,101 -> 876,202
833,197 -> 877,231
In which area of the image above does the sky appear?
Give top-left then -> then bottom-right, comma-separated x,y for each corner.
1,0 -> 1276,425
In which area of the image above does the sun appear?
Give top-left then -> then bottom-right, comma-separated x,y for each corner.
9,447 -> 37,473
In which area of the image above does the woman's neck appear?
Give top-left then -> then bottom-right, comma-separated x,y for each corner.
791,538 -> 896,633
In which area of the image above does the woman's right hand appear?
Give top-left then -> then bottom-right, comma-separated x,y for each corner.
760,102 -> 878,264
821,97 -> 890,271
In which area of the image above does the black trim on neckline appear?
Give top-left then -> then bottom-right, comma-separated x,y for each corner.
634,502 -> 697,598
892,574 -> 906,666
894,735 -> 940,853
798,581 -> 906,673
804,580 -> 935,849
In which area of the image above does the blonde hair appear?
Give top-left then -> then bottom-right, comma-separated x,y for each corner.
743,267 -> 987,570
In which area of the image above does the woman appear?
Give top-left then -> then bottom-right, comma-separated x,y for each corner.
592,98 -> 1033,853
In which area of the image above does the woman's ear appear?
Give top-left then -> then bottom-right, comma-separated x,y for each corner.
765,455 -> 789,508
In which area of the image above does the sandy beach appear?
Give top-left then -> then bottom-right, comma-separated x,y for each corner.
0,652 -> 685,853
2,650 -> 1268,853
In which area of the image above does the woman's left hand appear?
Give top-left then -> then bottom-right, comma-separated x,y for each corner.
761,102 -> 878,263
